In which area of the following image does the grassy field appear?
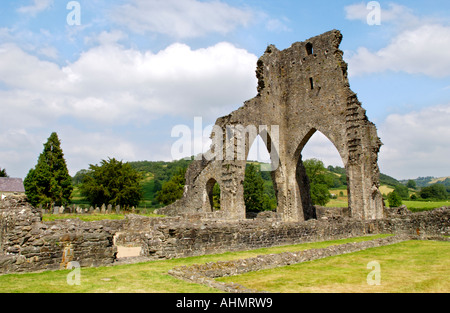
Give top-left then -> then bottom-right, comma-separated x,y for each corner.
0,235 -> 448,293
217,240 -> 450,293
402,200 -> 450,211
0,235 -> 388,293
326,187 -> 448,211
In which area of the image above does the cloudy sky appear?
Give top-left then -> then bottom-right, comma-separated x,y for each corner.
1,0 -> 449,180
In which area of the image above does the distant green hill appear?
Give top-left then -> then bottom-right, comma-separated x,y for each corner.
72,158 -> 404,209
130,160 -> 401,208
400,176 -> 450,188
129,158 -> 193,208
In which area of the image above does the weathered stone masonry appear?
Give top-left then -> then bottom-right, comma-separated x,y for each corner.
0,195 -> 122,274
1,31 -> 449,276
160,29 -> 384,222
1,194 -> 449,275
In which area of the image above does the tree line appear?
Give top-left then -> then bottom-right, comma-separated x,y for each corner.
19,132 -> 448,212
23,132 -> 143,209
387,180 -> 449,207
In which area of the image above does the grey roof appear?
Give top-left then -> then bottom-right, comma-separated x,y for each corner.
0,178 -> 25,193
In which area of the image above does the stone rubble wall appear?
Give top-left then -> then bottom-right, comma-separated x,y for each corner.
0,195 -> 123,274
117,206 -> 450,261
1,194 -> 449,275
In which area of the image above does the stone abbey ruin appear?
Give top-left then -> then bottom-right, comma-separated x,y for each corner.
160,29 -> 384,221
0,30 -> 449,278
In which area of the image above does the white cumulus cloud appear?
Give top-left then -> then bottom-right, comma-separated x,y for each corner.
347,24 -> 450,78
17,0 -> 54,16
378,104 -> 450,179
0,37 -> 258,177
345,2 -> 416,24
110,0 -> 253,38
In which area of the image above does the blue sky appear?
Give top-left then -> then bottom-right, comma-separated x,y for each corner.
1,0 -> 450,180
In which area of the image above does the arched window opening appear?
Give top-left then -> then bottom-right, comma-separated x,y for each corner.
297,131 -> 348,216
206,178 -> 221,212
306,42 -> 313,55
244,135 -> 278,218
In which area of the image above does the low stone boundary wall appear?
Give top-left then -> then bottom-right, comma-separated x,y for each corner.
168,235 -> 412,293
117,207 -> 449,260
0,195 -> 124,274
1,193 -> 449,275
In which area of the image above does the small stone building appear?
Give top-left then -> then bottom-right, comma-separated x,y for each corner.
0,178 -> 25,200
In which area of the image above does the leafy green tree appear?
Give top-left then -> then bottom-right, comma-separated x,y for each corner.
153,179 -> 162,193
303,159 -> 331,206
155,167 -> 186,205
406,180 -> 417,189
387,191 -> 403,207
420,184 -> 448,200
212,182 -> 221,210
304,159 -> 326,185
72,169 -> 89,186
0,168 -> 8,177
394,184 -> 409,199
24,132 -> 73,208
244,163 -> 266,212
310,183 -> 331,206
79,158 -> 142,207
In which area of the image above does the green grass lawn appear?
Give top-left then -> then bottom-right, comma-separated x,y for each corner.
2,235 -> 448,293
218,240 -> 450,293
325,190 -> 448,212
402,200 -> 450,212
0,235 -> 391,293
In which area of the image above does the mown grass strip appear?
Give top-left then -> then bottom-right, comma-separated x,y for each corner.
217,240 -> 450,293
0,235 -> 389,293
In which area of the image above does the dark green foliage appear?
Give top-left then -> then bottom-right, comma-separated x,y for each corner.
408,176 -> 434,188
212,182 -> 221,210
130,159 -> 192,182
327,165 -> 348,187
72,169 -> 89,186
419,184 -> 448,200
310,183 -> 331,206
303,159 -> 331,206
0,168 -> 8,177
130,159 -> 192,208
394,184 -> 409,199
442,178 -> 450,187
379,173 -> 401,187
244,163 -> 266,212
155,167 -> 186,205
24,132 -> 73,208
79,158 -> 142,207
387,191 -> 403,207
406,180 -> 417,189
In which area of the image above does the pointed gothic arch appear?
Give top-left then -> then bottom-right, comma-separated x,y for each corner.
160,30 -> 384,221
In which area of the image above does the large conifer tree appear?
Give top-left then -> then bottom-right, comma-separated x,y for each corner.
24,132 -> 73,208
0,168 -> 8,177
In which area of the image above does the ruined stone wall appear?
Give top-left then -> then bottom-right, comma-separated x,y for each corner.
118,207 -> 450,261
1,194 -> 448,275
0,195 -> 123,274
160,29 -> 384,222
